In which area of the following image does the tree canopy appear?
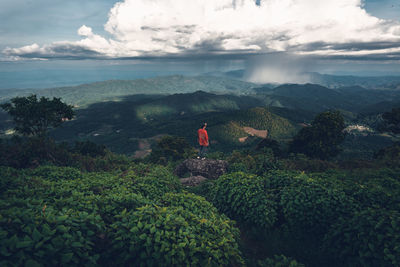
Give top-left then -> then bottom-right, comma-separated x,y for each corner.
382,107 -> 400,134
289,110 -> 346,160
0,95 -> 74,137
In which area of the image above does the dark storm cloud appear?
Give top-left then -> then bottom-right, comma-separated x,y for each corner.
292,41 -> 400,52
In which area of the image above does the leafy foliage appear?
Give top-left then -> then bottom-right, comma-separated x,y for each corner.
280,177 -> 354,237
213,172 -> 278,228
374,142 -> 400,167
0,137 -> 131,171
72,140 -> 106,157
227,149 -> 282,175
148,135 -> 195,164
0,163 -> 246,266
210,167 -> 400,266
382,107 -> 400,134
325,208 -> 400,267
250,254 -> 305,267
290,110 -> 346,159
0,202 -> 105,266
110,194 -> 243,266
1,95 -> 74,137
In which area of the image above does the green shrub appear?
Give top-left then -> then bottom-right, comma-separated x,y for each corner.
30,165 -> 82,181
186,180 -> 215,201
130,166 -> 182,200
282,154 -> 338,172
148,135 -> 194,164
0,205 -> 105,266
160,192 -> 218,219
96,192 -> 151,223
280,177 -> 353,237
263,170 -> 302,190
213,172 -> 277,228
250,254 -> 305,267
324,208 -> 400,267
110,205 -> 243,267
252,151 -> 283,175
73,140 -> 106,157
0,167 -> 24,193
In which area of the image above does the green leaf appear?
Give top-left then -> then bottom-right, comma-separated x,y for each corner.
32,228 -> 42,242
57,215 -> 68,222
25,259 -> 41,267
71,242 -> 83,248
61,253 -> 74,264
16,240 -> 32,249
0,247 -> 11,257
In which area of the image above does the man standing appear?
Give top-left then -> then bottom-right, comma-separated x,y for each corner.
197,123 -> 209,159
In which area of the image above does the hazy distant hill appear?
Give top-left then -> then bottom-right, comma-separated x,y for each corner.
307,72 -> 400,89
0,75 -> 257,107
204,69 -> 400,89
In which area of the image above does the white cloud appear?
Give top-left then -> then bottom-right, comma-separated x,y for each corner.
3,0 -> 400,60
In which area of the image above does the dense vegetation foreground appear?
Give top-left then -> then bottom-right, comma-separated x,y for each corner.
1,155 -> 400,266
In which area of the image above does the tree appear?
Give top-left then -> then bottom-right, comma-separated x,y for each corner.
148,135 -> 195,164
0,95 -> 74,137
382,107 -> 400,134
289,110 -> 346,160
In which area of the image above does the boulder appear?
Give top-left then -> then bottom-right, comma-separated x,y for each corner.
174,159 -> 228,180
180,175 -> 207,187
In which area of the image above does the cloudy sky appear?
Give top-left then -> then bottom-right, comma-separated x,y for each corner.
1,0 -> 400,87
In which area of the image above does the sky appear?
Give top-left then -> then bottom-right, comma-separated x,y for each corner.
0,0 -> 400,88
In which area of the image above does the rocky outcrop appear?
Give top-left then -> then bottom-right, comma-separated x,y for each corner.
174,159 -> 228,180
180,175 -> 207,187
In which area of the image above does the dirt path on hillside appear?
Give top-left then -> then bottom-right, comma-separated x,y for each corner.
238,127 -> 268,143
243,127 -> 268,138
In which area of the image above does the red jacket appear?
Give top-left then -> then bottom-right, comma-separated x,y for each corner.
198,128 -> 209,146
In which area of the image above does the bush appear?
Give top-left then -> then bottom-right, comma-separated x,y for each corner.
30,165 -> 82,181
133,166 -> 182,200
0,137 -> 73,169
324,208 -> 400,267
280,177 -> 354,237
0,204 -> 105,266
73,140 -> 106,157
282,153 -> 338,172
0,165 -> 250,266
148,135 -> 194,164
227,150 -> 282,175
213,172 -> 277,228
96,192 -> 151,223
110,205 -> 243,266
250,254 -> 305,267
160,192 -> 218,219
0,137 -> 132,171
186,180 -> 215,201
0,167 -> 23,193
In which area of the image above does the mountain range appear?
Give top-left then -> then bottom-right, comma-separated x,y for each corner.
1,74 -> 400,155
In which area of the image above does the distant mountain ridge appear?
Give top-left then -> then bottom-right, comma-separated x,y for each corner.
307,72 -> 400,89
0,75 -> 257,107
205,69 -> 400,90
